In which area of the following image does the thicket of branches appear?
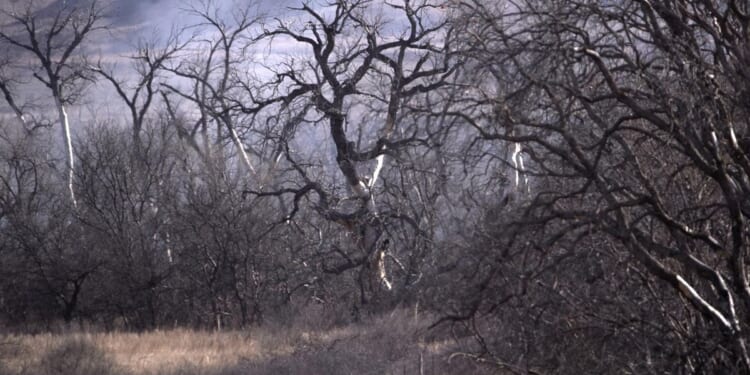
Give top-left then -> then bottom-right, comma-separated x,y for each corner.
1,0 -> 749,373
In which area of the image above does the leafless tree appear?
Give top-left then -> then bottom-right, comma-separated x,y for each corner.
438,0 -> 750,372
245,0 -> 457,305
161,1 -> 265,182
91,30 -> 187,150
0,0 -> 105,207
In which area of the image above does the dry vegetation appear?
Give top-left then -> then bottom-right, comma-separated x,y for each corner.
0,309 -> 487,375
4,0 -> 749,372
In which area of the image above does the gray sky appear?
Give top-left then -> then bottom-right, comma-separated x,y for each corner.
105,0 -> 298,26
6,0 -> 299,28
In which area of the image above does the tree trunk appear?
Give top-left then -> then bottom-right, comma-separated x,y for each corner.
55,97 -> 77,208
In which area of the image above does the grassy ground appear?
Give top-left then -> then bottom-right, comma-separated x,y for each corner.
0,310 -> 487,375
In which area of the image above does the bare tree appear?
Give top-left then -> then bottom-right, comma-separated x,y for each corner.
245,0 -> 457,305
439,0 -> 750,372
161,1 -> 264,182
91,30 -> 187,150
0,0 -> 105,207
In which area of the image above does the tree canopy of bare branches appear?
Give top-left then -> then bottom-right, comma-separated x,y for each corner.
439,0 -> 750,372
0,0 -> 105,207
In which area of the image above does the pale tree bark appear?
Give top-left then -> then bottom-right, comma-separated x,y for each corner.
54,97 -> 76,207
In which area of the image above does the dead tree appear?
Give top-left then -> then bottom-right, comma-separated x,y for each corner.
441,0 -> 750,372
161,2 -> 264,182
91,30 -> 187,150
247,0 -> 457,305
0,0 -> 105,207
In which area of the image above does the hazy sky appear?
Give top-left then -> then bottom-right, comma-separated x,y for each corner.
12,0 -> 300,28
106,0 -> 298,26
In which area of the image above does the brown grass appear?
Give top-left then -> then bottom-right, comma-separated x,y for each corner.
1,329 -> 260,375
0,309 -> 489,375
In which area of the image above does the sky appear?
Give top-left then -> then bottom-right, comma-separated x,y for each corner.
4,0 -> 299,29
107,0 -> 298,26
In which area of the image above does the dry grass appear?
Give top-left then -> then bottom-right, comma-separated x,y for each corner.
0,309 -> 489,375
0,329 -> 261,375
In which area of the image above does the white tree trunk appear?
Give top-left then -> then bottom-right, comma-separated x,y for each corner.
369,153 -> 386,190
511,142 -> 529,192
55,97 -> 77,208
376,248 -> 392,290
227,124 -> 256,178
